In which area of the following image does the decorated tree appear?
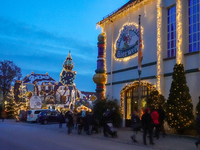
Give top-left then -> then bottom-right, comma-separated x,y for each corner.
147,90 -> 166,109
93,98 -> 122,127
5,88 -> 26,119
5,94 -> 15,119
166,63 -> 194,134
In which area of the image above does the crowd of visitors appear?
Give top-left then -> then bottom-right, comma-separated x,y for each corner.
59,110 -> 100,135
130,105 -> 166,145
59,108 -> 117,137
58,106 -> 167,143
45,104 -> 200,148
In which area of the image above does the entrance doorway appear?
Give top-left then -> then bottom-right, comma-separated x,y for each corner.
123,82 -> 155,127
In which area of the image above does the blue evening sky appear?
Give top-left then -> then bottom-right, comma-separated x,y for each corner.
0,0 -> 128,92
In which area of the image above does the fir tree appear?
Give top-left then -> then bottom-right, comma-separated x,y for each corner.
5,94 -> 15,119
166,64 -> 194,134
5,88 -> 26,119
147,90 -> 166,109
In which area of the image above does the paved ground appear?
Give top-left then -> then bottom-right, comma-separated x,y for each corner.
88,127 -> 199,150
2,119 -> 200,150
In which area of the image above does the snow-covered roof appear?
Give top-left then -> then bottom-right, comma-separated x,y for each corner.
22,73 -> 56,85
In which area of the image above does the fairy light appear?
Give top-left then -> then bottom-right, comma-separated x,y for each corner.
120,81 -> 156,114
157,0 -> 162,93
97,0 -> 155,27
103,32 -> 107,97
176,0 -> 182,64
114,22 -> 144,61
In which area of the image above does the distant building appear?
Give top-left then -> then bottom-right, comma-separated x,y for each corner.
16,51 -> 82,110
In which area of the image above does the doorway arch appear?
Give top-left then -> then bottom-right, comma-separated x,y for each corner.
120,81 -> 156,127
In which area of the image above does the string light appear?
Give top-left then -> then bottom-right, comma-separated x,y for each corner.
97,0 -> 155,27
114,22 -> 144,62
157,0 -> 162,93
176,0 -> 182,64
120,81 -> 156,114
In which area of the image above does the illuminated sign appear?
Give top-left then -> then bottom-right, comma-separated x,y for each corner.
115,23 -> 142,60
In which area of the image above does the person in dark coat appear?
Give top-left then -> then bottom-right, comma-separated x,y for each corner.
84,111 -> 93,135
195,113 -> 200,147
65,111 -> 70,127
157,105 -> 166,137
66,111 -> 73,134
101,109 -> 111,137
130,111 -> 141,143
59,112 -> 65,128
77,112 -> 83,134
141,108 -> 154,145
73,111 -> 78,130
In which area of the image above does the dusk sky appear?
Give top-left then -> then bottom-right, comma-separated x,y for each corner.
0,0 -> 128,92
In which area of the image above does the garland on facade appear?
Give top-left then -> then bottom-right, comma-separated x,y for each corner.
120,81 -> 156,115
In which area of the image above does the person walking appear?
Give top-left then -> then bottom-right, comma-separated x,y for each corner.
157,105 -> 166,137
130,111 -> 141,143
65,111 -> 70,127
101,109 -> 110,137
77,112 -> 83,134
195,112 -> 200,147
84,111 -> 93,135
59,112 -> 65,128
66,111 -> 74,135
151,108 -> 160,139
141,108 -> 154,145
73,111 -> 78,130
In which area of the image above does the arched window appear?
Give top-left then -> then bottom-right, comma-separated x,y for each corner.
124,82 -> 155,127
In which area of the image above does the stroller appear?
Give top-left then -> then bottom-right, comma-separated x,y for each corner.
106,122 -> 117,137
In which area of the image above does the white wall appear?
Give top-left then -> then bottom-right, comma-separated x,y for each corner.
102,0 -> 200,114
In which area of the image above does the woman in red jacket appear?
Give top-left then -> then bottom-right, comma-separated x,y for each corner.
151,108 -> 160,139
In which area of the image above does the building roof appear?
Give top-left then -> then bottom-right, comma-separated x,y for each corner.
22,73 -> 56,85
97,0 -> 141,25
80,91 -> 97,99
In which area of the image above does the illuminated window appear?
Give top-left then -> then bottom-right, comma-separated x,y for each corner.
125,86 -> 154,119
188,0 -> 200,52
167,6 -> 176,58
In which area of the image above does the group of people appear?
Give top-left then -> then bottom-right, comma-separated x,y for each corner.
58,110 -> 98,135
58,108 -> 118,137
58,106 -> 167,145
131,105 -> 166,145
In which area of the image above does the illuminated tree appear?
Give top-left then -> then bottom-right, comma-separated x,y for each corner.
166,63 -> 194,134
93,98 -> 122,127
147,90 -> 166,109
5,88 -> 26,119
5,93 -> 15,119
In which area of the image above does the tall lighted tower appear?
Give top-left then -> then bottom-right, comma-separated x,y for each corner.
93,33 -> 106,100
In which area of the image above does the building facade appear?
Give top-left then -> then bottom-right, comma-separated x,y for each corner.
96,0 -> 200,127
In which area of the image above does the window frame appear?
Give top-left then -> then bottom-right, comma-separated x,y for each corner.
167,5 -> 177,58
188,0 -> 200,52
